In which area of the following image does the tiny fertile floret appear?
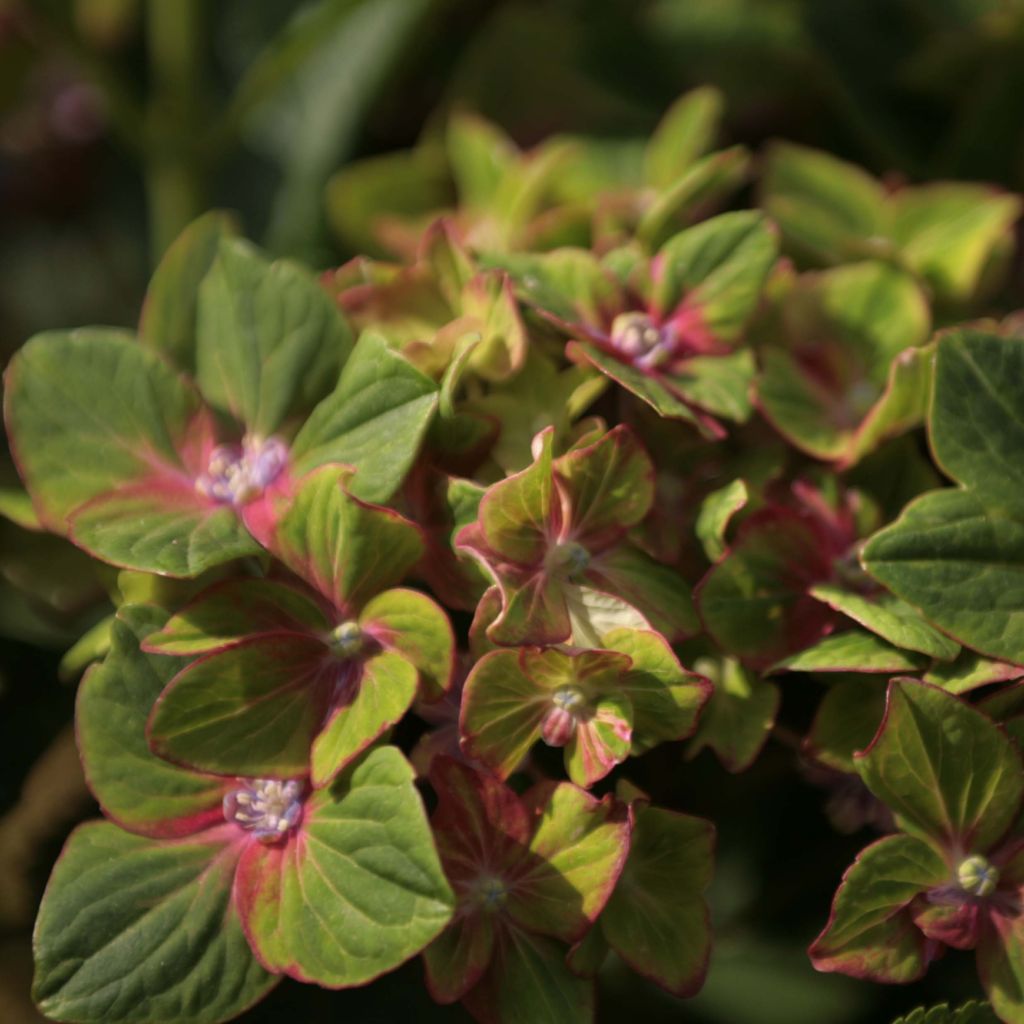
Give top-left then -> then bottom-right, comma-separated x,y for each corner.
224,778 -> 304,843
196,435 -> 288,505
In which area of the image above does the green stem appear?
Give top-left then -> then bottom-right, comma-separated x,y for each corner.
144,0 -> 206,264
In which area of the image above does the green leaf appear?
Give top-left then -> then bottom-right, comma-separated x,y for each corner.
856,679 -> 1024,850
264,464 -> 423,614
139,211 -> 239,375
930,331 -> 1024,505
290,330 -> 438,503
78,606 -> 227,836
654,211 -> 778,340
696,479 -> 749,562
5,329 -> 200,528
447,113 -> 517,211
601,627 -> 710,753
924,650 -> 1024,695
809,833 -> 949,983
563,695 -> 633,789
144,579 -> 331,656
809,583 -> 960,660
979,896 -> 1024,1024
237,745 -> 453,986
33,822 -> 275,1023
148,634 -> 334,778
0,484 -> 41,530
601,805 -> 714,996
359,587 -> 454,700
771,630 -> 927,676
686,657 -> 779,772
761,142 -> 887,265
863,488 -> 1024,663
806,678 -> 888,774
890,1000 -> 1000,1024
195,237 -> 352,435
645,86 -> 723,188
310,650 -> 418,786
890,184 -> 1020,304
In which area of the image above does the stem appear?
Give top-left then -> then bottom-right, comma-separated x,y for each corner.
144,0 -> 206,264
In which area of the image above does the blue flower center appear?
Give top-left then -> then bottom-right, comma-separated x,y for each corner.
196,435 -> 288,505
224,778 -> 303,843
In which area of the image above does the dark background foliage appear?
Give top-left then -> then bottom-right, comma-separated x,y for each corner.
1,0 -> 1021,1020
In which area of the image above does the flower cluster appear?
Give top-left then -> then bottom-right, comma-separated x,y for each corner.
8,87 -> 1024,1024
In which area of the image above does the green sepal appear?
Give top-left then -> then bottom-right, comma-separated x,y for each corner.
259,463 -> 424,614
686,657 -> 779,772
195,236 -> 353,436
359,587 -> 455,701
78,605 -> 228,837
236,745 -> 453,988
33,822 -> 276,1023
139,211 -> 239,375
653,211 -> 778,340
809,833 -> 949,983
310,650 -> 418,787
290,330 -> 438,503
805,678 -> 888,774
601,627 -> 710,753
600,804 -> 714,997
856,679 -> 1024,851
695,479 -> 748,562
143,579 -> 330,656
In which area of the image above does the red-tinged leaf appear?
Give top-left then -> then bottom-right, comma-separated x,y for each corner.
461,928 -> 594,1024
565,696 -> 632,788
696,507 -> 837,666
259,464 -> 425,614
600,805 -> 714,997
144,578 -> 331,655
78,605 -> 229,838
236,745 -> 453,988
4,329 -> 207,531
148,634 -> 335,778
809,834 -> 950,983
912,899 -> 985,951
586,543 -> 697,641
68,470 -> 262,578
359,587 -> 455,700
554,425 -> 654,548
33,822 -> 276,1024
423,914 -> 497,1004
509,783 -> 630,943
487,565 -> 572,647
310,650 -> 418,787
978,851 -> 1024,1023
601,627 -> 711,753
473,427 -> 557,565
460,649 -> 552,780
429,758 -> 533,887
856,680 -> 1024,852
566,339 -> 725,438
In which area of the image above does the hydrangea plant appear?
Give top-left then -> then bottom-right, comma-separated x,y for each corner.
7,86 -> 1024,1023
